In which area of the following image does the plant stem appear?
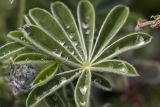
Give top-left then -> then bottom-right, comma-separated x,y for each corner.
18,0 -> 26,27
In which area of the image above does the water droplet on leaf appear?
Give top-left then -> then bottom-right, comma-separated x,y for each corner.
59,77 -> 67,84
52,49 -> 62,57
135,35 -> 145,46
85,29 -> 90,35
66,25 -> 70,29
82,22 -> 89,29
58,40 -> 65,46
94,78 -> 102,84
80,101 -> 86,106
79,86 -> 87,95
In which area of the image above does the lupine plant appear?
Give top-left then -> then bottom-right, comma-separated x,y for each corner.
0,0 -> 152,107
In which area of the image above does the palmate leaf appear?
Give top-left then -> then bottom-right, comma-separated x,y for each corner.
1,0 -> 152,107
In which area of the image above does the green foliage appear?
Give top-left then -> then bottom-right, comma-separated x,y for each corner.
0,0 -> 152,107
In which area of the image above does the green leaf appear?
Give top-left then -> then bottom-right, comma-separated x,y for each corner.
93,32 -> 152,62
26,69 -> 80,107
45,92 -> 65,107
75,70 -> 91,107
14,53 -> 53,64
0,42 -> 25,60
92,73 -> 112,91
8,31 -> 33,48
92,60 -> 139,77
21,25 -> 80,67
32,63 -> 58,88
91,5 -> 129,59
51,1 -> 84,60
77,0 -> 95,59
29,8 -> 82,62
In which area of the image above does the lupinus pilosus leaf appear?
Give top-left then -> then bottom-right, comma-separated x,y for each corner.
0,0 -> 152,107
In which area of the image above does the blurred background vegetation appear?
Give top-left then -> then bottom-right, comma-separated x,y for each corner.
0,0 -> 160,107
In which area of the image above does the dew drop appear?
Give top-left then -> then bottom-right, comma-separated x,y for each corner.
73,41 -> 78,46
65,57 -> 69,60
69,33 -> 74,39
94,78 -> 102,84
59,77 -> 67,84
135,35 -> 145,46
58,40 -> 65,46
64,45 -> 69,49
66,25 -> 70,29
79,86 -> 87,95
41,58 -> 45,62
71,51 -> 75,55
85,29 -> 90,35
22,25 -> 31,35
52,49 -> 62,57
80,101 -> 86,106
117,63 -> 128,73
25,58 -> 30,63
82,22 -> 89,29
36,96 -> 41,101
